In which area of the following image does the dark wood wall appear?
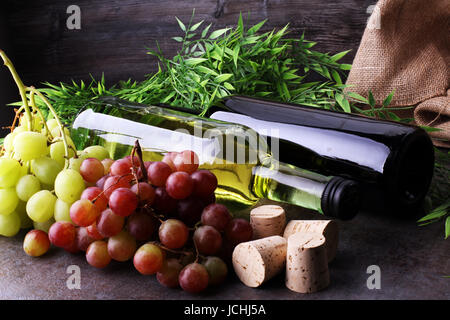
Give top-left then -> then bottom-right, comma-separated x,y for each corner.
1,0 -> 375,132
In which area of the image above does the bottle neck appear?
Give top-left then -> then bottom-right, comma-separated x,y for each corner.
252,159 -> 360,220
252,159 -> 328,214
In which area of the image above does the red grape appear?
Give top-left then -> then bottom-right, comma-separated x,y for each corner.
96,208 -> 125,238
96,174 -> 109,190
63,238 -> 80,254
75,227 -> 96,252
103,175 -> 132,199
179,263 -> 209,294
110,158 -> 133,176
191,170 -> 217,197
48,221 -> 76,248
107,230 -> 137,262
176,197 -> 205,227
156,258 -> 183,288
86,241 -> 111,268
70,199 -> 101,227
165,171 -> 193,199
144,161 -> 152,170
133,243 -> 164,275
153,187 -> 177,216
159,219 -> 189,249
81,187 -> 108,212
161,153 -> 177,172
173,150 -> 199,174
193,225 -> 222,255
130,182 -> 155,205
109,188 -> 138,217
126,210 -> 157,241
201,203 -> 232,232
23,229 -> 51,257
225,218 -> 253,245
147,161 -> 173,187
101,158 -> 114,175
86,222 -> 104,240
80,158 -> 105,183
177,197 -> 205,227
202,256 -> 228,286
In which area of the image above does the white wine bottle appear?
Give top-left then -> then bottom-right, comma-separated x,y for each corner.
71,97 -> 360,220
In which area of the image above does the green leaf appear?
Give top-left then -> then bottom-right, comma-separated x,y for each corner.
335,93 -> 351,112
184,58 -> 208,66
368,91 -> 376,107
232,45 -> 240,68
445,216 -> 450,239
201,23 -> 212,38
340,64 -> 352,70
196,65 -> 218,76
172,36 -> 183,42
215,73 -> 233,83
247,20 -> 267,34
382,90 -> 395,107
190,20 -> 204,32
330,50 -> 351,62
237,12 -> 244,34
223,82 -> 235,90
209,28 -> 230,39
175,17 -> 186,32
420,126 -> 443,133
331,70 -> 342,84
347,91 -> 369,103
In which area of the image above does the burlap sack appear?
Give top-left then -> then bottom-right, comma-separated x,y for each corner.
346,0 -> 450,148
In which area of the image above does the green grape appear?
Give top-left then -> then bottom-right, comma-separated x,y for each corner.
46,119 -> 58,132
0,158 -> 21,188
55,169 -> 85,204
0,211 -> 21,237
3,132 -> 17,153
14,131 -> 48,161
54,198 -> 73,223
16,174 -> 41,201
68,157 -> 84,172
0,188 -> 19,215
26,190 -> 57,222
15,200 -> 33,229
83,145 -> 110,161
31,157 -> 63,186
33,217 -> 55,233
49,139 -> 76,167
50,126 -> 70,138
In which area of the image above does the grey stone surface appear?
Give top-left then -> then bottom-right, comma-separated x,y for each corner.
0,201 -> 448,300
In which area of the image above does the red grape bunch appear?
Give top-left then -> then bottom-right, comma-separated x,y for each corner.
23,144 -> 254,294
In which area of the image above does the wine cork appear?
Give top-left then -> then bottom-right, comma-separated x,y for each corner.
250,205 -> 286,239
283,220 -> 338,263
232,235 -> 287,288
285,232 -> 330,294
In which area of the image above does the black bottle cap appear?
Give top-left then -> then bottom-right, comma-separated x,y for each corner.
321,177 -> 361,220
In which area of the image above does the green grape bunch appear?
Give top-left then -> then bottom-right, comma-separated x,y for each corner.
0,50 -> 109,239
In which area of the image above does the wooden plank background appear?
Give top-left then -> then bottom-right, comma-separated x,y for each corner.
1,0 -> 375,133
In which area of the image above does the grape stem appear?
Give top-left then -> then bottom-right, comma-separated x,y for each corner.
0,50 -> 32,131
150,241 -> 195,258
0,50 -> 70,167
29,90 -> 53,141
27,86 -> 69,168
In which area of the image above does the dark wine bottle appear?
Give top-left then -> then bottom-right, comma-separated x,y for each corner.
189,96 -> 434,212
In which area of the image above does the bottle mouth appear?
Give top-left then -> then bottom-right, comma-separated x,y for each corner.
321,177 -> 361,220
385,130 -> 435,208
